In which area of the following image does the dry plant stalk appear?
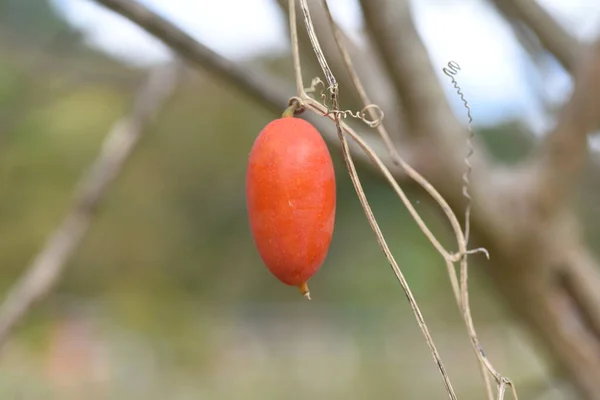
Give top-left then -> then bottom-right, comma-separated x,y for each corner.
291,0 -> 460,396
289,0 -> 519,398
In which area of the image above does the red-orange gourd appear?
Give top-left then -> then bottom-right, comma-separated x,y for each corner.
246,108 -> 336,299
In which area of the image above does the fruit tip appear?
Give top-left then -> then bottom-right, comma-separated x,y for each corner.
297,282 -> 311,300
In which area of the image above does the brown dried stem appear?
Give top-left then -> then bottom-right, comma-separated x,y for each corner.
532,38 -> 600,217
489,0 -> 582,73
274,0 -> 404,136
327,0 -> 517,397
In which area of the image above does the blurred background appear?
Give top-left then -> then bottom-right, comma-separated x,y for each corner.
0,0 -> 599,399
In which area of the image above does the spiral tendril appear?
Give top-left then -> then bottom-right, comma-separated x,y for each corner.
305,77 -> 384,128
443,61 -> 474,245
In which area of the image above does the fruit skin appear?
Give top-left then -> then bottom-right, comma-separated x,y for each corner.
246,116 -> 336,290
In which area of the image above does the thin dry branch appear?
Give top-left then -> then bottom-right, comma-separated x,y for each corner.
274,0 -> 367,106
489,0 -> 582,73
318,0 -> 460,303
355,2 -> 516,397
274,0 -> 405,136
0,64 -> 181,349
296,1 -> 521,398
532,38 -> 600,216
293,0 -> 458,397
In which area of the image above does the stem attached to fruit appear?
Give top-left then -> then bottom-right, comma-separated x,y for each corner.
298,282 -> 311,300
282,104 -> 297,118
282,98 -> 303,118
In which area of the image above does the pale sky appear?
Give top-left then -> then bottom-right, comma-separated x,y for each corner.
52,0 -> 600,135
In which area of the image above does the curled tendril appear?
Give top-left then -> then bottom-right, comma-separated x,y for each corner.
442,61 -> 474,245
443,62 -> 493,261
304,77 -> 384,128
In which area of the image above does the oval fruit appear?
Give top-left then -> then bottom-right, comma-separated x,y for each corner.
246,113 -> 336,299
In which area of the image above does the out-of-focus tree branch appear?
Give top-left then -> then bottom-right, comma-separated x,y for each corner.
491,0 -> 600,217
490,4 -> 552,95
489,0 -> 582,73
0,64 -> 181,349
92,0 -> 289,114
273,0 -> 367,106
358,0 -> 460,137
502,20 -> 561,115
531,38 -> 600,216
91,0 -> 409,179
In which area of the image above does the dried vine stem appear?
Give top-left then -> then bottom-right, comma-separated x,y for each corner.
319,5 -> 520,400
442,62 -> 518,400
316,4 -> 486,399
293,0 -> 519,399
441,60 -> 492,398
292,0 -> 462,397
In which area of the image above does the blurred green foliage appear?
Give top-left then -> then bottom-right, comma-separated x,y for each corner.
0,0 -> 74,43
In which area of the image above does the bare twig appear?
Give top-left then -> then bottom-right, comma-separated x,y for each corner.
488,0 -> 582,73
274,0 -> 405,136
316,0 -> 478,274
318,0 -> 458,311
0,64 -> 181,349
442,61 -> 493,399
356,1 -> 518,398
303,2 -> 468,274
532,39 -> 600,216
